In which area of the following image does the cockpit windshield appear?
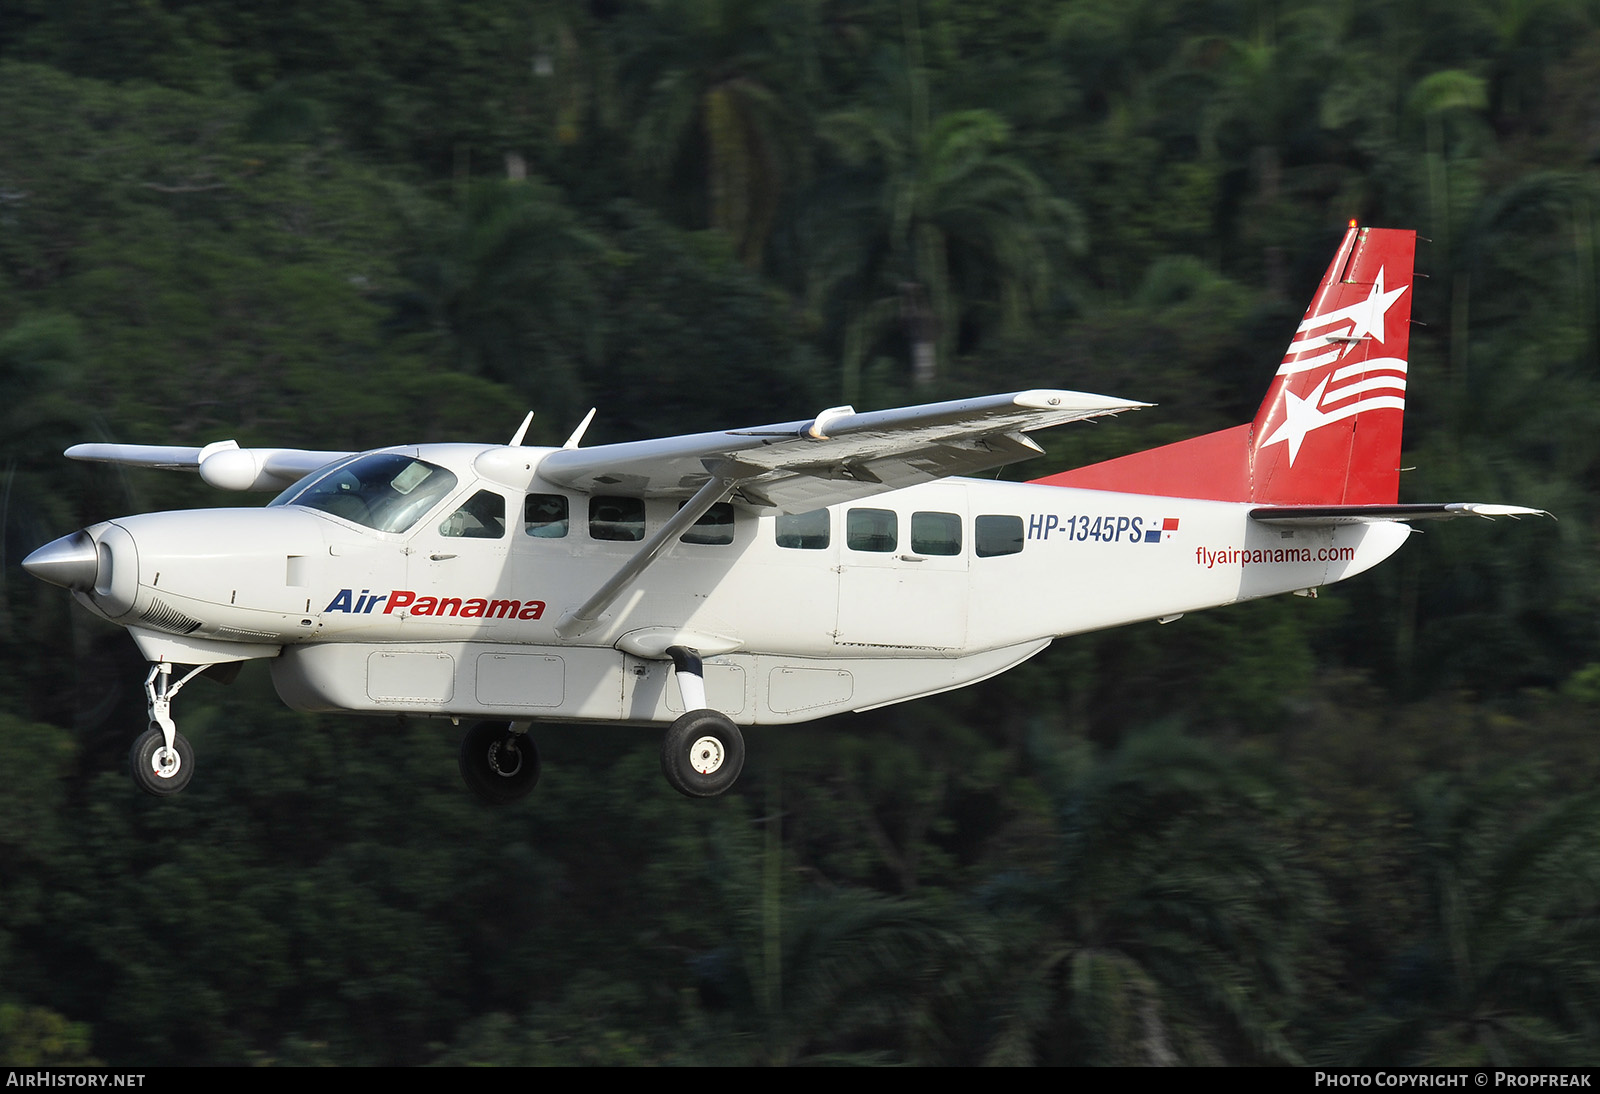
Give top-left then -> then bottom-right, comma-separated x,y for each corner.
269,453 -> 459,534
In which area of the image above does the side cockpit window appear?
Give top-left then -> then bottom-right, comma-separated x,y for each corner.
440,490 -> 506,538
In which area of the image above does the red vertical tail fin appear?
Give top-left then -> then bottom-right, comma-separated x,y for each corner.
1033,225 -> 1417,504
1250,225 -> 1414,504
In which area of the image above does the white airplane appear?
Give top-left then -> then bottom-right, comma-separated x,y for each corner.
25,225 -> 1546,802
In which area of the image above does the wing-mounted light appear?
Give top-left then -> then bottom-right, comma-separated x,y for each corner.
805,406 -> 856,441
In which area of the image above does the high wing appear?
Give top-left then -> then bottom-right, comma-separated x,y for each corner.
66,440 -> 355,492
544,389 -> 1146,638
539,389 -> 1148,513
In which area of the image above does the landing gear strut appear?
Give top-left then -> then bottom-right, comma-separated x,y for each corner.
131,662 -> 205,796
660,646 -> 744,798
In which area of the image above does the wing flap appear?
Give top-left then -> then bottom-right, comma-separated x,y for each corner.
540,390 -> 1145,511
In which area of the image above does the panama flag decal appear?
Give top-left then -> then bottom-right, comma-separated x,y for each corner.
1258,265 -> 1410,465
1143,517 -> 1180,543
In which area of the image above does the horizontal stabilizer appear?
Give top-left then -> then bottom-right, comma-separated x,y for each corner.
1250,503 -> 1552,526
66,442 -> 353,491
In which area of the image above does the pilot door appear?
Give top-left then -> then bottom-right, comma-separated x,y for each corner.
402,487 -> 516,632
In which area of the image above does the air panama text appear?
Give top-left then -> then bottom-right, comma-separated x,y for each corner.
323,589 -> 546,619
1195,545 -> 1355,569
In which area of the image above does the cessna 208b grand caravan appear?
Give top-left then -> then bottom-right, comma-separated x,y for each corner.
24,225 -> 1546,802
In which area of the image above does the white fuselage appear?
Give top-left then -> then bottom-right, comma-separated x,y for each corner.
72,443 -> 1411,726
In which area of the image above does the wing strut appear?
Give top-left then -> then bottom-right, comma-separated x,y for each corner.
554,473 -> 738,639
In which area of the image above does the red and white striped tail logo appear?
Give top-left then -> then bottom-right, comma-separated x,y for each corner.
1260,265 -> 1409,464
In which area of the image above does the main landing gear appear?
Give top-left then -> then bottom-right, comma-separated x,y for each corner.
456,646 -> 746,804
131,662 -> 206,796
660,646 -> 744,798
458,721 -> 541,804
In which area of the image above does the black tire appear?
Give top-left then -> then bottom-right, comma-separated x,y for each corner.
661,710 -> 745,798
129,725 -> 194,797
458,721 -> 540,804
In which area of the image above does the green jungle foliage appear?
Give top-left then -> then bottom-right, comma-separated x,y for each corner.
2,0 -> 1600,1066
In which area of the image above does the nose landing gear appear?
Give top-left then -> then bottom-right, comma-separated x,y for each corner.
131,663 -> 205,796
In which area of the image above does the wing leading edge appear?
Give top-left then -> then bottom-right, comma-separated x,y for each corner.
538,389 -> 1148,513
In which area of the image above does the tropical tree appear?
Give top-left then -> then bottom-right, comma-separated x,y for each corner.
396,177 -> 606,434
616,0 -> 820,267
1345,776 -> 1600,1065
801,85 -> 1080,395
979,725 -> 1310,1065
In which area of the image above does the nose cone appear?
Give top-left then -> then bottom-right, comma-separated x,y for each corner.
23,531 -> 99,591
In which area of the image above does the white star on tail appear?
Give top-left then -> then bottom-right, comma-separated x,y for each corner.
1342,267 -> 1408,344
1277,266 -> 1411,376
1261,375 -> 1332,464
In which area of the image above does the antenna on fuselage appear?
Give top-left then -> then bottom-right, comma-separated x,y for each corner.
509,411 -> 535,447
562,408 -> 597,450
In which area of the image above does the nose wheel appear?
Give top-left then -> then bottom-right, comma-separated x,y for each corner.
130,725 -> 194,796
132,662 -> 207,797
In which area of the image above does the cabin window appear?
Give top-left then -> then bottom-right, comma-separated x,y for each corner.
680,501 -> 735,545
525,494 -> 569,538
776,509 -> 830,550
590,496 -> 645,541
440,490 -> 506,538
911,511 -> 962,556
271,453 -> 458,534
975,514 -> 1025,557
847,508 -> 897,552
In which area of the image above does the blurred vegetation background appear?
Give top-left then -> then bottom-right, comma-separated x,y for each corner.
3,0 -> 1600,1066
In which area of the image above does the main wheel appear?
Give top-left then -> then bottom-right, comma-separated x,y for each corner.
661,710 -> 745,798
458,721 -> 540,804
129,725 -> 194,797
